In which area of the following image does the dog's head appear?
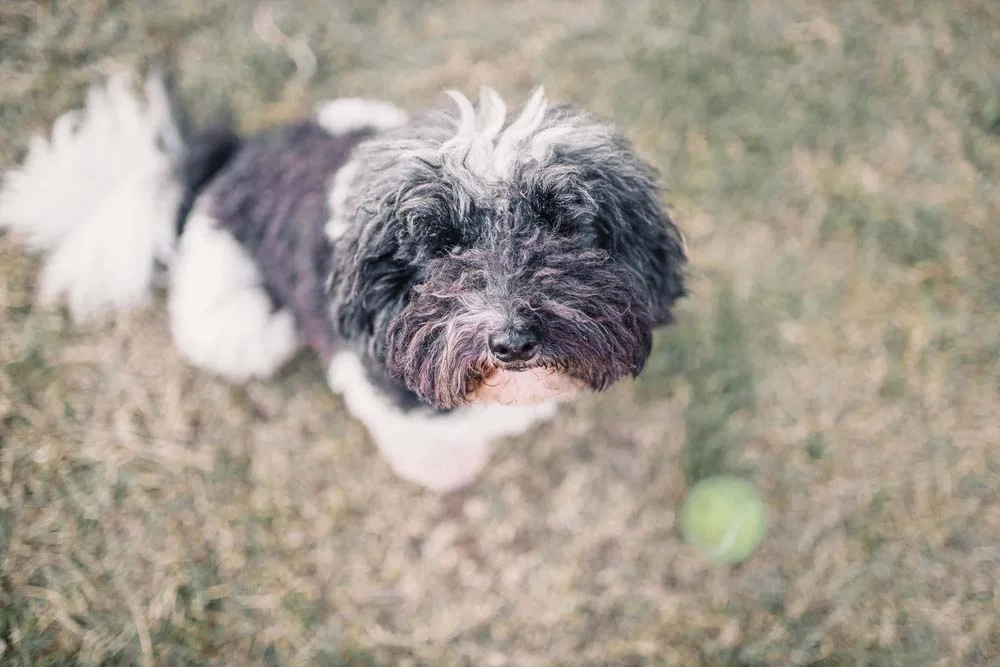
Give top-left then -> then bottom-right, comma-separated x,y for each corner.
331,88 -> 686,410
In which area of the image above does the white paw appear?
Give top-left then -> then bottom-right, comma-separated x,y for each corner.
327,351 -> 559,492
372,432 -> 493,493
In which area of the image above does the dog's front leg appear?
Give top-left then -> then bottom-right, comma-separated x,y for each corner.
326,352 -> 557,492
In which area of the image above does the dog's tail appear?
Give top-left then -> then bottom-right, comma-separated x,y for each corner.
0,73 -> 238,323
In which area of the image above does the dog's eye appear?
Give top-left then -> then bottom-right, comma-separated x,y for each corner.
423,227 -> 465,258
531,198 -> 563,229
529,187 -> 596,235
537,208 -> 561,229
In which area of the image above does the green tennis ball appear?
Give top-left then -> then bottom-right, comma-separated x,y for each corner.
679,475 -> 767,564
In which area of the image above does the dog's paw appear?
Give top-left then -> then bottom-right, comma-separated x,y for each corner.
372,432 -> 493,493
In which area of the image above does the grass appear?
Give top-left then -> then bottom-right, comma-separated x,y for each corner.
2,0 -> 999,664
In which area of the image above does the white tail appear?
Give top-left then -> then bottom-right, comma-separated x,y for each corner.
0,73 -> 186,322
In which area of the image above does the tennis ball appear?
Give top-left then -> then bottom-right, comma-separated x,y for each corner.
679,475 -> 767,564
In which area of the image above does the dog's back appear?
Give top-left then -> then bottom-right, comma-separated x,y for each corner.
0,74 -> 405,379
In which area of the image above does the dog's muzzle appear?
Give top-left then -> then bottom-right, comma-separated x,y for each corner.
384,236 -> 653,410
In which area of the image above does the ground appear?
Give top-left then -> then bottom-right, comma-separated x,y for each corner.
1,0 -> 999,665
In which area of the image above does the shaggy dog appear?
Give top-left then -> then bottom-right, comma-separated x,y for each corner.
0,74 -> 686,491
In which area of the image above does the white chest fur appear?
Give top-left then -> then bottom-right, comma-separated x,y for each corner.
327,352 -> 558,492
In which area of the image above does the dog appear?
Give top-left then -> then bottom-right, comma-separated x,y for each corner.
0,73 -> 686,492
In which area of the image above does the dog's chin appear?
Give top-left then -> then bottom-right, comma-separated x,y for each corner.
464,366 -> 586,406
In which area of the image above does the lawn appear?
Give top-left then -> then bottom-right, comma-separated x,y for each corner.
1,0 -> 999,665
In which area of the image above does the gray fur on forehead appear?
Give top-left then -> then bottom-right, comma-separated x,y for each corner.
340,86 -> 618,210
438,87 -> 614,188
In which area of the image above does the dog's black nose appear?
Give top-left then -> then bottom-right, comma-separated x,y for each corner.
489,328 -> 540,363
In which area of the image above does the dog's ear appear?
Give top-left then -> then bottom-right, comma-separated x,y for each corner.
326,120 -> 453,358
329,203 -> 417,359
557,130 -> 687,325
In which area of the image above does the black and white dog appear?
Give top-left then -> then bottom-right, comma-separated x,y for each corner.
0,74 -> 686,491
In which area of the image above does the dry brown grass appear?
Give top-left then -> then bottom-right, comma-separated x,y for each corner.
2,0 -> 999,665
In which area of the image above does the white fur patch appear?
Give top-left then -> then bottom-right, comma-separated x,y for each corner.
327,352 -> 558,492
469,367 -> 585,405
315,98 -> 408,136
169,212 -> 299,382
441,86 -> 555,183
318,98 -> 407,245
324,159 -> 359,243
0,73 -> 184,322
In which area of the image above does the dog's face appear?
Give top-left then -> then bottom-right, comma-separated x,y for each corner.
332,88 -> 686,410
